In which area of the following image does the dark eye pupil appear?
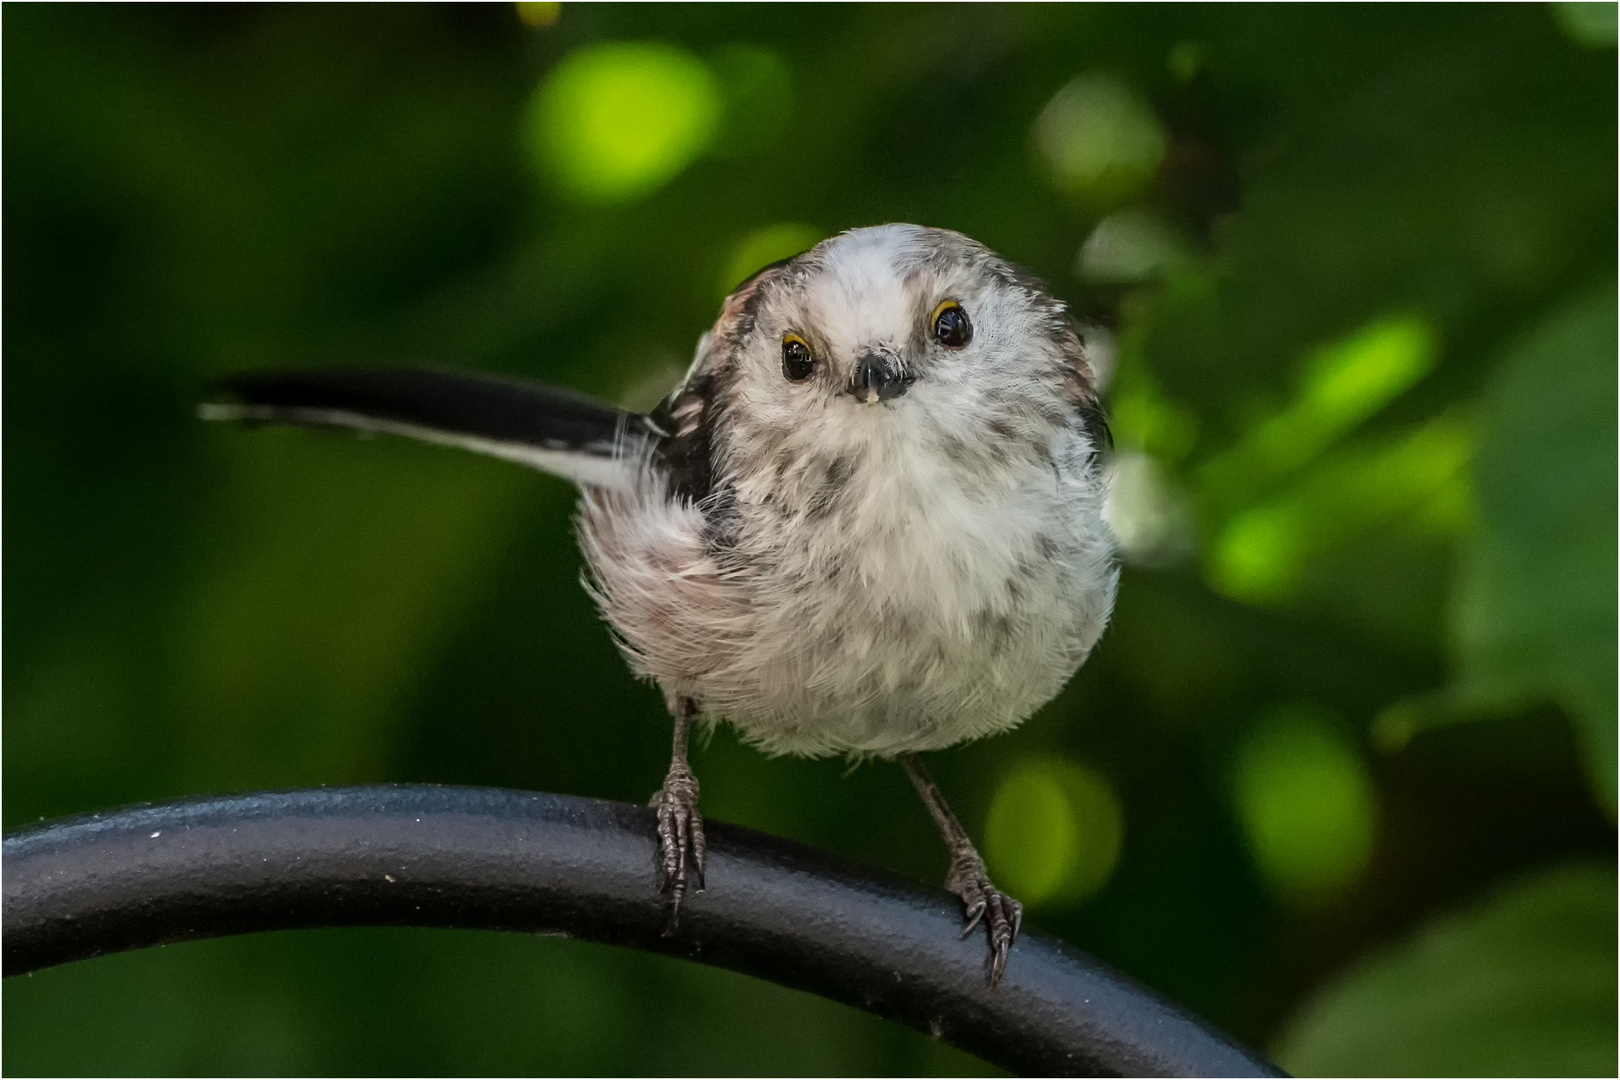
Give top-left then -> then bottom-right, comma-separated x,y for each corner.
935,305 -> 971,347
782,339 -> 814,381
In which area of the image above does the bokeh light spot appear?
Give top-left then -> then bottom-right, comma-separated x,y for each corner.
718,223 -> 824,297
1077,209 -> 1189,284
1033,74 -> 1166,207
1232,708 -> 1378,903
1108,363 -> 1200,463
985,758 -> 1124,907
1167,40 -> 1206,82
1553,2 -> 1618,46
1103,450 -> 1197,567
527,42 -> 720,204
1212,505 -> 1304,603
515,3 -> 560,30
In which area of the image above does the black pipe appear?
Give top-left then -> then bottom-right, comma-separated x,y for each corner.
3,785 -> 1282,1077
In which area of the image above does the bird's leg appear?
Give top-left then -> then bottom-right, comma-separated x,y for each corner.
651,696 -> 705,932
899,752 -> 1023,987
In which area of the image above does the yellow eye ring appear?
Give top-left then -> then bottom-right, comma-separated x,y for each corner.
931,300 -> 972,348
781,334 -> 815,381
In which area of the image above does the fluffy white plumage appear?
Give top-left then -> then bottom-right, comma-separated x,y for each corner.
580,225 -> 1118,756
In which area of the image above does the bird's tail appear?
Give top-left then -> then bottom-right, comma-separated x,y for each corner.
201,367 -> 649,490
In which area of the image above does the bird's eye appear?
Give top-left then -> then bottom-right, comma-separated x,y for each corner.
932,301 -> 972,348
782,335 -> 815,381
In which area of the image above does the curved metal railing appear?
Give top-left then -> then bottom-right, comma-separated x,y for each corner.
3,784 -> 1283,1077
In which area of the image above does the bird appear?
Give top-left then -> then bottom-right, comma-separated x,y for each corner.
202,224 -> 1119,985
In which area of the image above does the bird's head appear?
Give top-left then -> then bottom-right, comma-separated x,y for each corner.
672,224 -> 1102,501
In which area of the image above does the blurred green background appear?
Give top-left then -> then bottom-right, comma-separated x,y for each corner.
4,3 -> 1615,1075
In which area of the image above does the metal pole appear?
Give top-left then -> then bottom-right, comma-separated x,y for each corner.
3,785 -> 1282,1078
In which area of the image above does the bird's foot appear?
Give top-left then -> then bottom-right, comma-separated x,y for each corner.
946,844 -> 1022,987
651,760 -> 705,932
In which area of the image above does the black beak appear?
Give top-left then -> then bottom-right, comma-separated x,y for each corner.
846,351 -> 913,404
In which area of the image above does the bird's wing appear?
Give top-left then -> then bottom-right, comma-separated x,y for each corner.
201,367 -> 647,490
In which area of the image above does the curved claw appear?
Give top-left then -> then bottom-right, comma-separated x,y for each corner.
985,892 -> 1019,988
947,850 -> 1023,988
653,762 -> 705,933
688,806 -> 708,891
961,897 -> 987,937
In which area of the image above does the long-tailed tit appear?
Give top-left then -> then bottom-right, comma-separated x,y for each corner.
204,224 -> 1119,985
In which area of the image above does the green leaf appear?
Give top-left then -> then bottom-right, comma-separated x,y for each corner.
1451,285 -> 1618,811
1274,863 -> 1618,1077
1200,315 -> 1438,514
1210,412 -> 1472,605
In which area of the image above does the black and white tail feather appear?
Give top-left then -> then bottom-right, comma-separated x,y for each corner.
201,367 -> 646,491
